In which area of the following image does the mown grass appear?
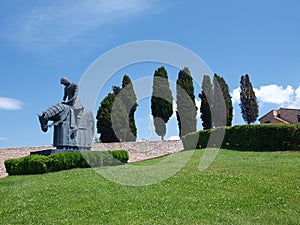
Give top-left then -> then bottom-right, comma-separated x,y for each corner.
0,149 -> 299,224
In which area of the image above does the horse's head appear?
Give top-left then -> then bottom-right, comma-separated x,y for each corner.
38,114 -> 48,132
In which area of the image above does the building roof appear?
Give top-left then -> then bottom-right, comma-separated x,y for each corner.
259,108 -> 300,121
258,110 -> 275,121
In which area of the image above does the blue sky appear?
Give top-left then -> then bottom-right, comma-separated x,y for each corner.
1,0 -> 300,147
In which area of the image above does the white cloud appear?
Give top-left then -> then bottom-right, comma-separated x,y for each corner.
172,100 -> 177,117
0,137 -> 8,141
3,0 -> 158,48
167,136 -> 180,140
231,87 -> 241,105
295,86 -> 300,99
0,97 -> 23,110
254,85 -> 294,105
231,84 -> 300,108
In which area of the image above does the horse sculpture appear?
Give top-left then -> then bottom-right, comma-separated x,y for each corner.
38,103 -> 94,150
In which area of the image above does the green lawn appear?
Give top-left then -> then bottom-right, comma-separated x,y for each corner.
1,149 -> 299,224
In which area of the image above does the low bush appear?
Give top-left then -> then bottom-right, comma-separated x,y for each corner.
5,150 -> 129,176
108,150 -> 129,164
4,155 -> 48,175
82,151 -> 103,167
182,124 -> 300,151
46,152 -> 89,172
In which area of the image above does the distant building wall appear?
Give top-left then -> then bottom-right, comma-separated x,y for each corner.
259,108 -> 300,124
278,108 -> 300,124
259,110 -> 277,124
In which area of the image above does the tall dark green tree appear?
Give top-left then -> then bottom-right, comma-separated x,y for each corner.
239,74 -> 259,124
97,75 -> 138,143
120,75 -> 138,141
96,93 -> 120,143
151,66 -> 173,140
212,74 -> 226,127
199,75 -> 213,130
176,67 -> 197,137
111,93 -> 129,142
199,74 -> 233,129
213,74 -> 233,127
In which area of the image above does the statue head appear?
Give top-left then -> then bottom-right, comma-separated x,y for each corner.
60,77 -> 70,86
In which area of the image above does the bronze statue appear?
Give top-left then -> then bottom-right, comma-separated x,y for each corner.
60,77 -> 83,130
38,77 -> 94,150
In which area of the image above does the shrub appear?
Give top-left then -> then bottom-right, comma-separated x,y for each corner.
4,158 -> 22,176
5,155 -> 48,175
182,131 -> 201,150
82,151 -> 104,167
108,150 -> 129,164
46,152 -> 88,172
81,150 -> 129,167
25,155 -> 48,174
182,124 -> 300,151
5,150 -> 129,176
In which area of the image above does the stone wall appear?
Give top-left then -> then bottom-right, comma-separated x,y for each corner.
0,146 -> 55,178
0,140 -> 183,178
92,140 -> 183,163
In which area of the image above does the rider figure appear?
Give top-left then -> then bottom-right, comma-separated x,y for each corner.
60,77 -> 84,130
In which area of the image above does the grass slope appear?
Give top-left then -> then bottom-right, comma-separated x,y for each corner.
0,149 -> 299,224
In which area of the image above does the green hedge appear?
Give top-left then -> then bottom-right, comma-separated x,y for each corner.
4,150 -> 129,176
4,155 -> 48,175
182,124 -> 300,151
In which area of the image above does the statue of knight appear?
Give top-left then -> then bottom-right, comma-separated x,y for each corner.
38,77 -> 94,151
60,77 -> 84,131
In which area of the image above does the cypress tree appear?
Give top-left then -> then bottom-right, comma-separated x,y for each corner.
239,74 -> 259,124
97,76 -> 137,143
213,74 -> 233,127
212,74 -> 226,127
96,93 -> 120,143
120,75 -> 138,141
176,67 -> 197,137
111,93 -> 129,142
151,66 -> 173,140
199,75 -> 213,130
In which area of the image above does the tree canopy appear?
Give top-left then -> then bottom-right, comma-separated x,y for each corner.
96,93 -> 120,143
239,74 -> 259,124
199,75 -> 213,130
120,75 -> 138,141
176,67 -> 197,137
213,74 -> 233,127
199,74 -> 233,129
151,66 -> 173,140
96,75 -> 138,142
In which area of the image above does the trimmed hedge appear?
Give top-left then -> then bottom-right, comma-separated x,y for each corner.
4,150 -> 129,176
4,155 -> 48,175
182,124 -> 300,151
